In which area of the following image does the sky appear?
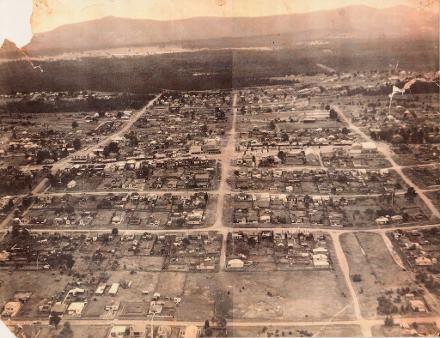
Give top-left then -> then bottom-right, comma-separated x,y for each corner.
0,0 -> 437,47
0,0 -> 33,47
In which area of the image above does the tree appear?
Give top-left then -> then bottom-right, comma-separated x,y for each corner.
280,132 -> 289,142
269,120 -> 276,130
7,198 -> 14,211
405,187 -> 417,201
329,109 -> 338,119
58,321 -> 73,338
73,138 -> 81,151
277,151 -> 286,163
351,274 -> 362,282
103,142 -> 119,157
49,313 -> 61,328
71,121 -> 79,129
112,228 -> 119,236
11,224 -> 20,238
36,149 -> 51,164
384,315 -> 394,327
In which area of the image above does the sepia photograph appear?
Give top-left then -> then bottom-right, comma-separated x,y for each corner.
0,0 -> 439,337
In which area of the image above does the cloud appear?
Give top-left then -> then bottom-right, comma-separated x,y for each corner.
0,0 -> 33,47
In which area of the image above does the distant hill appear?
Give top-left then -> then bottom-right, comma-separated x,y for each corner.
0,39 -> 23,59
25,5 -> 438,54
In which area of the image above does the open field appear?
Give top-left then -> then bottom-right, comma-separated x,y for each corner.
28,324 -> 110,338
340,232 -> 415,318
0,272 -> 71,319
229,324 -> 362,337
227,271 -> 353,321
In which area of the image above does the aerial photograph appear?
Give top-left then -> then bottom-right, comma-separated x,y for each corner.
0,0 -> 439,337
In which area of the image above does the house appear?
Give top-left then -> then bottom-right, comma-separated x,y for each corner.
109,283 -> 120,296
313,253 -> 329,268
227,259 -> 244,269
189,145 -> 203,155
391,215 -> 403,223
105,301 -> 120,312
186,210 -> 204,225
202,139 -> 220,154
409,299 -> 428,312
284,150 -> 305,165
2,301 -> 22,317
375,216 -> 389,226
50,302 -> 66,316
305,148 -> 320,165
313,247 -> 328,254
67,302 -> 86,317
158,325 -> 172,338
194,173 -> 210,188
108,325 -> 131,338
149,301 -> 163,314
68,288 -> 85,297
181,325 -> 200,338
361,142 -> 377,153
67,180 -> 77,189
415,256 -> 433,266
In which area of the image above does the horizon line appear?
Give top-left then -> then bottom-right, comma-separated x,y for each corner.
33,3 -> 425,35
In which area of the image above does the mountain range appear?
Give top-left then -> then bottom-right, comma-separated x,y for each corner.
0,39 -> 23,59
16,5 -> 440,55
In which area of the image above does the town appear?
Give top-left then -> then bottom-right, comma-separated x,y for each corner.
1,65 -> 439,338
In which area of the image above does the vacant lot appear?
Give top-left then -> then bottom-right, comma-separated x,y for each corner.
32,324 -> 110,338
175,267 -> 354,322
230,324 -> 362,337
0,271 -> 71,318
226,270 -> 354,321
117,256 -> 164,272
340,232 -> 414,318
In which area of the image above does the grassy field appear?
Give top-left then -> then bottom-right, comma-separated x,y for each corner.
30,324 -> 110,338
0,271 -> 71,319
230,324 -> 362,337
340,232 -> 414,318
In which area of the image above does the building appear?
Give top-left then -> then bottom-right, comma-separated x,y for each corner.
181,325 -> 200,338
50,302 -> 66,316
95,283 -> 106,295
415,256 -> 433,266
361,142 -> 377,153
2,301 -> 22,317
313,253 -> 330,268
67,302 -> 86,317
109,283 -> 120,296
158,325 -> 172,338
67,180 -> 77,189
409,299 -> 428,312
189,145 -> 203,155
105,301 -> 120,312
227,259 -> 244,269
108,325 -> 130,338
